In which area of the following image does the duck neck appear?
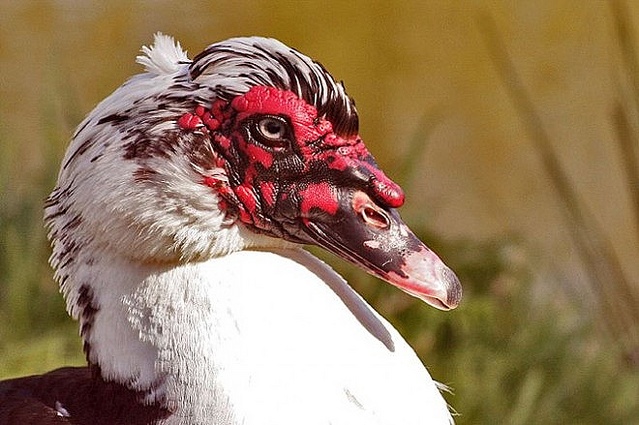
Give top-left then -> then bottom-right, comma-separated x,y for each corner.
69,250 -> 242,416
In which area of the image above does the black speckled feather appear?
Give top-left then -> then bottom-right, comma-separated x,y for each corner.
0,367 -> 169,425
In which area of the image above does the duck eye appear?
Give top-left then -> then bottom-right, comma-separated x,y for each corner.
254,116 -> 289,145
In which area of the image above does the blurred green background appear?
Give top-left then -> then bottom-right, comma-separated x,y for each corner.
1,1 -> 639,424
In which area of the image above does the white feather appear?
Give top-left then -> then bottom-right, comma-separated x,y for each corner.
83,248 -> 453,424
136,32 -> 189,75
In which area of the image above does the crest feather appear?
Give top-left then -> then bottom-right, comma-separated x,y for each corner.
136,32 -> 190,75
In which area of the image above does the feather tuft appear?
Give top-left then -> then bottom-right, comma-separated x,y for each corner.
136,32 -> 190,75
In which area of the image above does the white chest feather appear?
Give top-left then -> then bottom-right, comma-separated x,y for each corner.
85,248 -> 451,425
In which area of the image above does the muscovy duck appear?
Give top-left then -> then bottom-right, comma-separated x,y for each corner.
0,34 -> 461,425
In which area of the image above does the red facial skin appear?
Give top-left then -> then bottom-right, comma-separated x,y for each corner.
179,85 -> 404,239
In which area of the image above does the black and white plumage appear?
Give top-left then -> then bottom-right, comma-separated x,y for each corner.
0,34 -> 461,424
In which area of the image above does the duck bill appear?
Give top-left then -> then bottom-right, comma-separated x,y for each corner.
302,189 -> 462,311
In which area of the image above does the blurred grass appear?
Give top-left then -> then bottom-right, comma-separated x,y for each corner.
0,58 -> 86,376
479,4 -> 639,365
1,2 -> 639,424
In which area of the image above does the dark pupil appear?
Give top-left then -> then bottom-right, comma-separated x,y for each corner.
265,121 -> 281,136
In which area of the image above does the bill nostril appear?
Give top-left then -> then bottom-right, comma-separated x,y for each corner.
361,205 -> 390,229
